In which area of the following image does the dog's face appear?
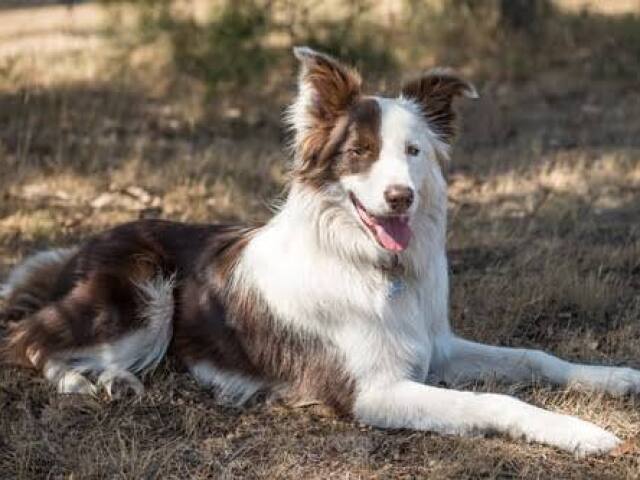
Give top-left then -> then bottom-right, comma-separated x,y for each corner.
289,47 -> 476,253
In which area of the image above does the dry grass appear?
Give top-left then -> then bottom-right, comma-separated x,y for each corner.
2,1 -> 640,478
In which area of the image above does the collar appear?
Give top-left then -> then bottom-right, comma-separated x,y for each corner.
378,253 -> 406,278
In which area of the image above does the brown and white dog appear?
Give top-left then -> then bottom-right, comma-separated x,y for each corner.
2,47 -> 639,456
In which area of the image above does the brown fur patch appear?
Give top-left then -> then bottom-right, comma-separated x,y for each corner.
174,226 -> 356,414
0,220 -> 217,368
297,49 -> 362,125
334,98 -> 382,177
295,97 -> 382,188
1,219 -> 355,413
228,288 -> 356,414
401,71 -> 475,142
293,49 -> 384,190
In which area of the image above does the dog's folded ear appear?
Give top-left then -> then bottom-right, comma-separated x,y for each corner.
400,70 -> 477,143
291,46 -> 362,127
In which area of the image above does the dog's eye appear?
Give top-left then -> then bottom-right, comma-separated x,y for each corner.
348,147 -> 366,157
406,144 -> 420,156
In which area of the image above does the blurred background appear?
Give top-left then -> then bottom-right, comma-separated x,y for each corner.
1,0 -> 639,227
1,1 -> 640,478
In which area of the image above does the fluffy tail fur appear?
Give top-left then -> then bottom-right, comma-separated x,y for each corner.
0,248 -> 77,365
1,248 -> 77,322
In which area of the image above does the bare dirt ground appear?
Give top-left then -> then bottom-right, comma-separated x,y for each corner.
1,2 -> 640,478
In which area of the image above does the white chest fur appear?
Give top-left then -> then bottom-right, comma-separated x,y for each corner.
237,203 -> 451,391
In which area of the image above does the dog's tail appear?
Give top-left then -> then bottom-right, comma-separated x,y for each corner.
0,247 -> 77,365
1,247 -> 77,320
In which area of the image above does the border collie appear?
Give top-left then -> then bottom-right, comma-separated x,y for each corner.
2,47 -> 639,456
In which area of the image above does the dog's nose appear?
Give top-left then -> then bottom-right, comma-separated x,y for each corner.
384,185 -> 414,213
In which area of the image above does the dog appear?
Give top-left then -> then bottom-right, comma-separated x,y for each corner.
1,47 -> 639,456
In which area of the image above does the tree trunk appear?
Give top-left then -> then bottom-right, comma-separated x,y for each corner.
499,0 -> 551,33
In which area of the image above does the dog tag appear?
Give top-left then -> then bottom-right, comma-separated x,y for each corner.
389,278 -> 406,297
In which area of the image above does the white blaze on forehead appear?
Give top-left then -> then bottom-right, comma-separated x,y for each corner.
377,97 -> 431,182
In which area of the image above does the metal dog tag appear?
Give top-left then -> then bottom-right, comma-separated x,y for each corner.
389,278 -> 406,297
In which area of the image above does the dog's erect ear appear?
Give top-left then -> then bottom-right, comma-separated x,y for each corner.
400,70 -> 477,142
291,46 -> 362,126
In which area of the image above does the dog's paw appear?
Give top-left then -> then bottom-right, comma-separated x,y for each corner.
57,371 -> 97,395
572,366 -> 640,396
97,370 -> 144,399
600,367 -> 640,396
536,414 -> 621,457
569,424 -> 621,458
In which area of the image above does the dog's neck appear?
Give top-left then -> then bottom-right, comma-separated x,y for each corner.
264,182 -> 436,281
378,253 -> 405,278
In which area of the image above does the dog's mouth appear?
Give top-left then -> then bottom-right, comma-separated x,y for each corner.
349,192 -> 412,252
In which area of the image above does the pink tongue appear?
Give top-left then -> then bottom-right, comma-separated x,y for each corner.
373,217 -> 412,252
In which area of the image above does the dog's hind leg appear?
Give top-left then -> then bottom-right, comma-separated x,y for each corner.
1,271 -> 175,397
430,335 -> 640,395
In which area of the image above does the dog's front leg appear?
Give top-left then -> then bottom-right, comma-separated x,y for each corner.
354,380 -> 620,456
431,336 -> 640,395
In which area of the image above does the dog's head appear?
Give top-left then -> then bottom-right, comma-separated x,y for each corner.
288,47 -> 476,255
